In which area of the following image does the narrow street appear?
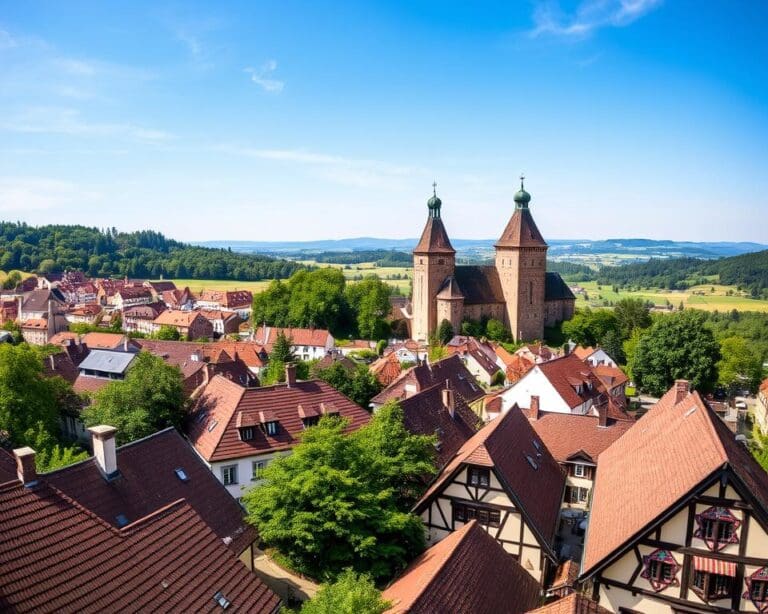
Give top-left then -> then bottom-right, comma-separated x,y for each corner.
252,549 -> 319,607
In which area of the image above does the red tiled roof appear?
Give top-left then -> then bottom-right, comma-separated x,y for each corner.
383,520 -> 540,614
21,318 -> 47,329
81,332 -> 128,350
572,346 -> 596,360
591,365 -> 629,390
413,216 -> 455,255
370,353 -> 402,386
211,341 -> 267,369
73,375 -> 112,395
535,355 -> 608,410
154,309 -> 205,327
0,481 -> 279,613
551,559 -> 580,591
523,410 -> 634,464
146,280 -> 177,292
188,375 -> 371,462
399,382 -> 481,468
42,352 -> 79,384
495,207 -> 547,248
415,407 -> 565,553
45,428 -> 257,555
582,383 -> 768,575
527,593 -> 610,614
123,302 -> 166,319
199,289 -> 253,309
253,326 -> 331,350
0,449 -> 16,483
118,285 -> 153,300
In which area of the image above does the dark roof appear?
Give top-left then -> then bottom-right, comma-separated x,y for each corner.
78,350 -> 135,375
436,276 -> 464,300
118,285 -> 153,299
453,265 -> 504,305
371,355 -> 485,406
44,428 -> 257,555
188,376 -> 371,462
382,520 -> 541,614
496,207 -> 547,248
313,351 -> 357,374
123,302 -> 167,319
21,288 -> 65,312
41,352 -> 80,384
583,383 -> 768,575
0,480 -> 279,613
399,382 -> 481,467
147,281 -> 177,292
0,449 -> 17,483
413,217 -> 455,254
545,272 -> 575,301
416,407 -> 565,555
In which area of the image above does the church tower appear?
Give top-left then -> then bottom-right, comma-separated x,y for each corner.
412,185 -> 456,342
494,177 -> 548,341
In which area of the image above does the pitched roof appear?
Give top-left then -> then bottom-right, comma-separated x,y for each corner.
253,326 -> 332,349
572,346 -> 596,360
371,355 -> 485,406
545,272 -> 575,301
527,593 -> 610,614
370,352 -> 403,386
582,382 -> 768,575
591,365 -> 629,390
123,302 -> 167,319
496,207 -> 547,248
523,410 -> 634,464
146,280 -> 177,292
188,375 -> 371,462
534,355 -> 608,410
415,407 -> 565,552
399,382 -> 481,467
73,374 -> 113,395
21,288 -> 65,312
117,285 -> 153,299
436,276 -> 464,300
313,351 -> 357,374
41,351 -> 79,384
81,332 -> 129,350
413,216 -> 455,254
0,449 -> 17,483
382,520 -> 541,614
453,265 -> 505,304
78,349 -> 136,375
45,428 -> 257,555
198,289 -> 253,308
210,341 -> 267,369
0,481 -> 279,613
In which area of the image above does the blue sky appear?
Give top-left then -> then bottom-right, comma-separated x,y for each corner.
1,1 -> 767,242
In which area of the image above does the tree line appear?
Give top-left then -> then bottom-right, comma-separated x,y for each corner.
281,249 -> 412,267
0,221 -> 305,281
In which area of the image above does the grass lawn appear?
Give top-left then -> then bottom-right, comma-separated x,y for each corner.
165,279 -> 274,294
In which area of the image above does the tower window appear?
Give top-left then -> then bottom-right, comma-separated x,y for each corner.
529,281 -> 533,305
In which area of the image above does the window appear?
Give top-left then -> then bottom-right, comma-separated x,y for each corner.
693,571 -> 733,601
302,416 -> 320,428
641,549 -> 680,592
574,464 -> 586,478
567,486 -> 589,504
239,427 -> 254,441
174,467 -> 189,482
453,503 -> 501,527
468,467 -> 490,487
221,465 -> 238,486
252,460 -> 267,480
263,421 -> 278,436
745,567 -> 768,609
529,281 -> 533,305
213,591 -> 231,610
694,506 -> 741,552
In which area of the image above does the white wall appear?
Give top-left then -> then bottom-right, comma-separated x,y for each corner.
499,367 -> 572,414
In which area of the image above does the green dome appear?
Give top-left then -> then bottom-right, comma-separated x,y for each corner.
514,175 -> 531,207
427,183 -> 442,218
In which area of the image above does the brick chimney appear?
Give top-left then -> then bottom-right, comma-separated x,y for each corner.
598,403 -> 608,428
14,447 -> 37,487
442,380 -> 455,419
530,395 -> 540,421
674,380 -> 691,404
285,363 -> 297,388
89,425 -> 119,480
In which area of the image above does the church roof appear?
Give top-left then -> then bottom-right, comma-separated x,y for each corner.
453,266 -> 505,305
495,208 -> 547,248
436,276 -> 464,300
544,272 -> 575,301
413,217 -> 455,254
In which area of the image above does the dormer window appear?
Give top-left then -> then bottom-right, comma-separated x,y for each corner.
745,567 -> 768,610
468,467 -> 490,487
264,421 -> 278,436
239,427 -> 254,441
694,507 -> 741,552
302,416 -> 320,428
641,549 -> 680,592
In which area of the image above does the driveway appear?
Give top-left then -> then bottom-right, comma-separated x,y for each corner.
252,548 -> 319,607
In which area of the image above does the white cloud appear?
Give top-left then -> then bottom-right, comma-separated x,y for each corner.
244,60 -> 284,93
51,58 -> 98,76
0,177 -> 100,211
530,0 -> 662,38
1,107 -> 173,142
0,29 -> 17,49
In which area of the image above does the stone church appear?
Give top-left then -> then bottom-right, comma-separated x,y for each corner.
412,179 -> 575,342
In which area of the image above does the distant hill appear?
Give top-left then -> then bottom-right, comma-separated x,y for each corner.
0,222 -> 304,281
197,237 -> 767,261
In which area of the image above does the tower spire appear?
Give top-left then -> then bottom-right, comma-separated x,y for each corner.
514,174 -> 531,209
427,182 -> 442,219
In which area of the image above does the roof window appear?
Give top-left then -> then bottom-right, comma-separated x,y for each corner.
115,513 -> 129,527
525,455 -> 539,470
213,591 -> 231,609
174,468 -> 189,482
207,419 -> 218,432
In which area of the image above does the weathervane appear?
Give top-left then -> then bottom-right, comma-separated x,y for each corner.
520,173 -> 525,189
432,181 -> 437,196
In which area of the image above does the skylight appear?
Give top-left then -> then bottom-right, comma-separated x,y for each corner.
207,419 -> 218,432
174,468 -> 189,482
525,455 -> 539,470
115,513 -> 129,527
213,591 -> 231,609
684,406 -> 697,417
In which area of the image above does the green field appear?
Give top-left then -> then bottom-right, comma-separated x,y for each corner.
167,279 -> 274,294
574,280 -> 768,313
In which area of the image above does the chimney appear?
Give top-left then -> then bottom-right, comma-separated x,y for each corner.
48,353 -> 56,371
285,363 -> 297,388
17,296 -> 23,321
674,380 -> 690,404
442,380 -> 455,418
530,395 -> 540,421
89,425 -> 119,480
123,337 -> 130,352
14,447 -> 37,487
598,403 -> 608,428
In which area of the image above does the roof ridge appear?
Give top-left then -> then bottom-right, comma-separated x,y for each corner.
690,391 -> 729,464
119,498 -> 188,534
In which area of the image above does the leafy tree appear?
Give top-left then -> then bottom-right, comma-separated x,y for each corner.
301,570 -> 390,614
562,308 -> 618,347
243,404 -> 434,583
271,331 -> 295,363
287,269 -> 347,331
599,329 -> 625,364
485,318 -> 512,343
613,298 -> 651,339
252,280 -> 291,327
345,276 -> 392,340
716,336 -> 764,393
632,311 -> 720,396
375,339 -> 388,356
154,325 -> 181,340
1,320 -> 23,343
437,319 -> 454,345
316,362 -> 382,407
25,424 -> 88,472
2,270 -> 22,290
82,352 -> 186,444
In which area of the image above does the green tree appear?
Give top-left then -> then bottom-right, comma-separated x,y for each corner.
716,336 -> 764,393
437,319 -> 454,345
345,276 -> 392,340
82,352 -> 186,444
154,325 -> 181,340
301,570 -> 390,614
485,318 -> 512,343
633,311 -> 720,396
316,362 -> 382,407
613,298 -> 651,339
288,268 -> 347,331
562,308 -> 618,347
243,404 -> 434,582
25,424 -> 89,472
271,331 -> 295,363
252,280 -> 291,327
